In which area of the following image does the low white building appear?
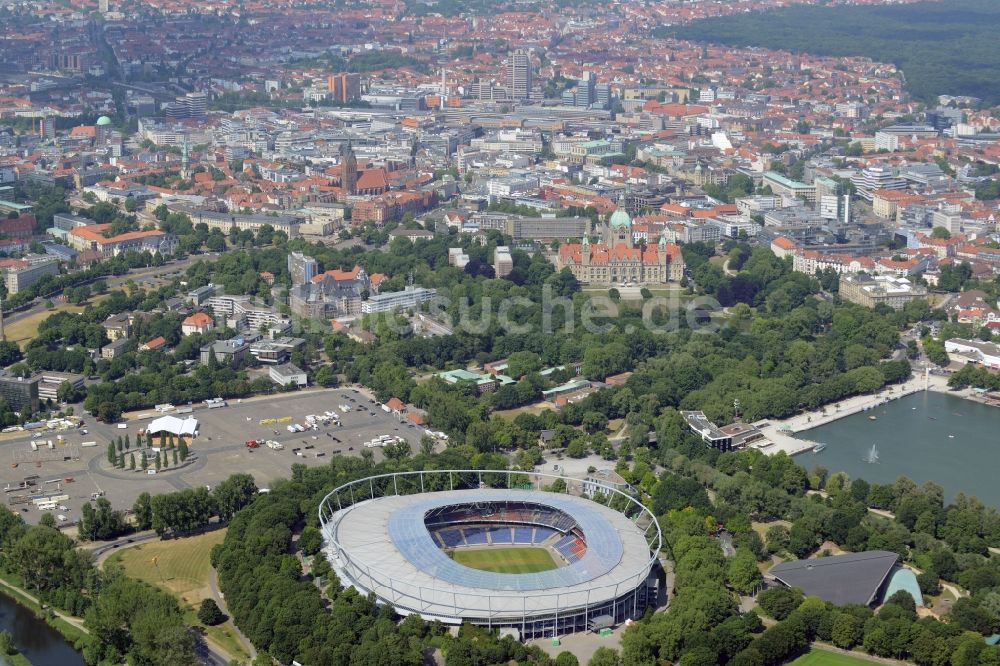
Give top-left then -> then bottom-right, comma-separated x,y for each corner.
269,363 -> 307,387
448,248 -> 470,268
944,339 -> 1000,370
361,286 -> 436,314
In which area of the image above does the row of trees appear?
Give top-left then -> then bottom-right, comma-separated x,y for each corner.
130,473 -> 258,537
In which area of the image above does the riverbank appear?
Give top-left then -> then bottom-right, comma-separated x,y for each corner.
757,372 -> 982,456
1,651 -> 32,666
0,577 -> 86,666
0,574 -> 88,646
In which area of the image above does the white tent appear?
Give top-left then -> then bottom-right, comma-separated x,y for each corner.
146,415 -> 199,437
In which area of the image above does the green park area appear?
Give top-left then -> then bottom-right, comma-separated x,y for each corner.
5,295 -> 109,349
105,529 -> 250,662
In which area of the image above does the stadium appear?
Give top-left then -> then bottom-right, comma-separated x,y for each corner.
318,470 -> 663,639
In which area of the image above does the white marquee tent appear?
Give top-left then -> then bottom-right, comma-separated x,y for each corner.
145,415 -> 199,437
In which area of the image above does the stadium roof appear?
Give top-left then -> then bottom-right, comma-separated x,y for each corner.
388,494 -> 623,591
326,488 -> 654,620
768,550 -> 899,606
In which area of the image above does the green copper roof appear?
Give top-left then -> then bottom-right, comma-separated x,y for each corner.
609,208 -> 631,229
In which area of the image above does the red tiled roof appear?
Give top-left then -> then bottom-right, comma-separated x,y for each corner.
312,265 -> 362,283
68,223 -> 165,246
183,312 -> 213,327
356,168 -> 389,191
142,336 -> 166,350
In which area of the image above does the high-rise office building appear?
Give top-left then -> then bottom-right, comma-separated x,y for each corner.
579,71 -> 595,105
327,73 -> 361,103
166,92 -> 207,119
594,83 -> 611,110
507,49 -> 533,100
0,374 -> 40,413
288,251 -> 318,286
558,71 -> 611,109
183,92 -> 207,118
40,116 -> 56,140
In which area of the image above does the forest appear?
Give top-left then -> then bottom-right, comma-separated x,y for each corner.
665,0 -> 1000,105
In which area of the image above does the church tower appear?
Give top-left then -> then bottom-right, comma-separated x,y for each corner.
180,136 -> 190,180
341,141 -> 358,195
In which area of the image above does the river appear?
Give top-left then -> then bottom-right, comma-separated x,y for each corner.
795,390 -> 1000,505
0,588 -> 84,666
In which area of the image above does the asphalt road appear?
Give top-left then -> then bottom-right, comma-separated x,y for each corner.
88,530 -> 158,562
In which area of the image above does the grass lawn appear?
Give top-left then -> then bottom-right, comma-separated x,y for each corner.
790,648 -> 876,665
106,530 -> 226,602
105,529 -> 250,662
752,520 -> 791,540
493,403 -> 555,419
5,294 -> 110,349
452,547 -> 557,574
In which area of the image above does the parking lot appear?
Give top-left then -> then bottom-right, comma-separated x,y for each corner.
0,387 -> 430,525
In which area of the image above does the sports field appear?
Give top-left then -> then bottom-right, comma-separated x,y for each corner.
451,547 -> 557,574
790,648 -> 876,666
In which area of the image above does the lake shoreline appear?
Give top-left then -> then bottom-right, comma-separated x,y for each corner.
791,390 -> 1000,505
756,372 -> 988,457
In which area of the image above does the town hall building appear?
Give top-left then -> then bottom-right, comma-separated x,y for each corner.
556,208 -> 684,285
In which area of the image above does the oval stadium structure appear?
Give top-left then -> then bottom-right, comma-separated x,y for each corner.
318,470 -> 662,639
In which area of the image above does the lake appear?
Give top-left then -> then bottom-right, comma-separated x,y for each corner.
0,589 -> 84,666
795,390 -> 1000,506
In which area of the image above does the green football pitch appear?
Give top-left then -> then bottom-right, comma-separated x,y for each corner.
451,547 -> 558,574
790,648 -> 876,666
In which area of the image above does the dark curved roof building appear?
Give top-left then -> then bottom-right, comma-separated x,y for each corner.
767,550 -> 899,606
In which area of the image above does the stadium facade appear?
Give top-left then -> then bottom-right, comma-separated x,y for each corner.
318,470 -> 662,639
